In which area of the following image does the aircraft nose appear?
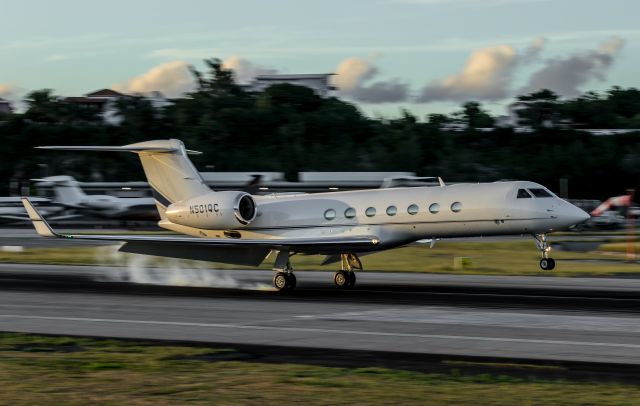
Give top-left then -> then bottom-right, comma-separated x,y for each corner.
564,205 -> 590,226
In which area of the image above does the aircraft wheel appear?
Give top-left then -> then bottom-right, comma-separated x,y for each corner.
273,272 -> 289,291
540,258 -> 556,271
286,273 -> 297,290
347,271 -> 356,287
334,270 -> 349,288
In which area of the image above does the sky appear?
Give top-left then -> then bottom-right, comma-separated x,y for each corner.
0,0 -> 638,117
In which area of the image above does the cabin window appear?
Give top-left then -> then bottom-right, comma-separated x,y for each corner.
344,207 -> 356,219
365,207 -> 376,217
407,204 -> 419,215
386,205 -> 397,216
528,188 -> 553,198
451,202 -> 463,213
324,209 -> 336,220
517,189 -> 532,198
429,203 -> 440,214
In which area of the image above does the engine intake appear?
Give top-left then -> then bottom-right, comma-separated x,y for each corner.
235,194 -> 256,225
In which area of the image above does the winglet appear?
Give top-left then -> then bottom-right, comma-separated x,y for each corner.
21,197 -> 59,237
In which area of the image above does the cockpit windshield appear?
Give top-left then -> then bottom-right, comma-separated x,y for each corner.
528,188 -> 553,198
517,189 -> 532,198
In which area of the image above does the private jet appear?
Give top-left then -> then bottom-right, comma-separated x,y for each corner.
33,175 -> 158,220
0,196 -> 74,224
23,139 -> 590,291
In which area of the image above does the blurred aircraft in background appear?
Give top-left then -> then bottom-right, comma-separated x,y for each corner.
0,196 -> 76,224
33,176 -> 158,220
24,139 -> 590,290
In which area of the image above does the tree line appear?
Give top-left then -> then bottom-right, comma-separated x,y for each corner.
0,59 -> 638,199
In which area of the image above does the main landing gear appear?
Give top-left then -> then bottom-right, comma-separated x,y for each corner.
333,253 -> 361,289
271,251 -> 363,291
534,234 -> 556,270
272,250 -> 296,291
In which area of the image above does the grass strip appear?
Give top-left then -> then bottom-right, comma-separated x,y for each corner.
0,332 -> 639,406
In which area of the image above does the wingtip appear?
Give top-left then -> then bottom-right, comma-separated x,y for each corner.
21,197 -> 58,237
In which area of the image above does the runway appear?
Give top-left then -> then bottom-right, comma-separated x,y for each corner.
1,263 -> 640,366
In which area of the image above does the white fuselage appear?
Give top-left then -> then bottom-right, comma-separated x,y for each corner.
159,181 -> 589,251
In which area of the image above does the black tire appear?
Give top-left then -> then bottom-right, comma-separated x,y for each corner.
540,258 -> 551,270
286,273 -> 297,290
334,270 -> 349,288
547,258 -> 556,270
347,272 -> 356,287
273,272 -> 288,290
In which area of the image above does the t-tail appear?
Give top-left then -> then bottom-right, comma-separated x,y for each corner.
37,139 -> 211,219
32,175 -> 87,208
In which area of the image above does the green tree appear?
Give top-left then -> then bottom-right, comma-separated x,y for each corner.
514,89 -> 561,128
454,101 -> 494,128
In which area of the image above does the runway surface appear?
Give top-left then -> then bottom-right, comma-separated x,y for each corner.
1,263 -> 640,365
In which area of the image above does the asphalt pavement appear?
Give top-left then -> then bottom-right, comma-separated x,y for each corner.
1,263 -> 639,366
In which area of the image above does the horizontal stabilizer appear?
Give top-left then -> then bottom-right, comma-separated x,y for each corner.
36,145 -> 178,153
37,143 -> 202,155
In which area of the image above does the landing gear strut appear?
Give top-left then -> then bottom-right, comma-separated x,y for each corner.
272,250 -> 296,291
334,253 -> 361,289
534,234 -> 556,270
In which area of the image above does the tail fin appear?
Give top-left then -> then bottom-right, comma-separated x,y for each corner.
37,139 -> 211,217
32,175 -> 87,207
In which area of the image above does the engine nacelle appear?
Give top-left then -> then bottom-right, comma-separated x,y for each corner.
165,191 -> 257,229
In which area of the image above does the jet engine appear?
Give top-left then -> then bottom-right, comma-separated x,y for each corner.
165,191 -> 257,229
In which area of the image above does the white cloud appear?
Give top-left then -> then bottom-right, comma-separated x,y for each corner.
112,61 -> 195,97
0,84 -> 16,99
416,45 -> 518,102
519,37 -> 625,96
333,57 -> 409,103
416,38 -> 546,102
0,84 -> 26,112
221,56 -> 278,84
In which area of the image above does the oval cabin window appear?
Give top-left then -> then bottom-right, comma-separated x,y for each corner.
407,204 -> 419,215
451,202 -> 463,213
324,209 -> 336,220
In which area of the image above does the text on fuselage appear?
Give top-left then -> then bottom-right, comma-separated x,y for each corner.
189,203 -> 220,214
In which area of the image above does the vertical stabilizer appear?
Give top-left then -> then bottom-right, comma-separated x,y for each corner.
35,176 -> 87,207
125,140 -> 211,213
37,139 -> 212,218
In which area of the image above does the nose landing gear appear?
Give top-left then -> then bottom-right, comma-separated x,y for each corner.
534,234 -> 556,270
334,253 -> 361,289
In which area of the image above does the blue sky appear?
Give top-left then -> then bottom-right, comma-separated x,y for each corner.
1,0 -> 638,117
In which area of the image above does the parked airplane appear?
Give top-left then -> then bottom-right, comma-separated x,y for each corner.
23,139 -> 590,290
0,196 -> 75,224
33,176 -> 158,220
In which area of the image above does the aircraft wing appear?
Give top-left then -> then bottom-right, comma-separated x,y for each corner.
21,197 -> 380,252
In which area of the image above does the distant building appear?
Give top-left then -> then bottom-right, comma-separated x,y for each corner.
66,89 -> 124,124
0,98 -> 12,115
245,74 -> 336,97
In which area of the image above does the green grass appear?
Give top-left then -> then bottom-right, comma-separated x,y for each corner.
0,239 -> 638,277
0,333 -> 639,405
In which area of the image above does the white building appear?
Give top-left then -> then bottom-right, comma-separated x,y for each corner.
245,74 -> 336,97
